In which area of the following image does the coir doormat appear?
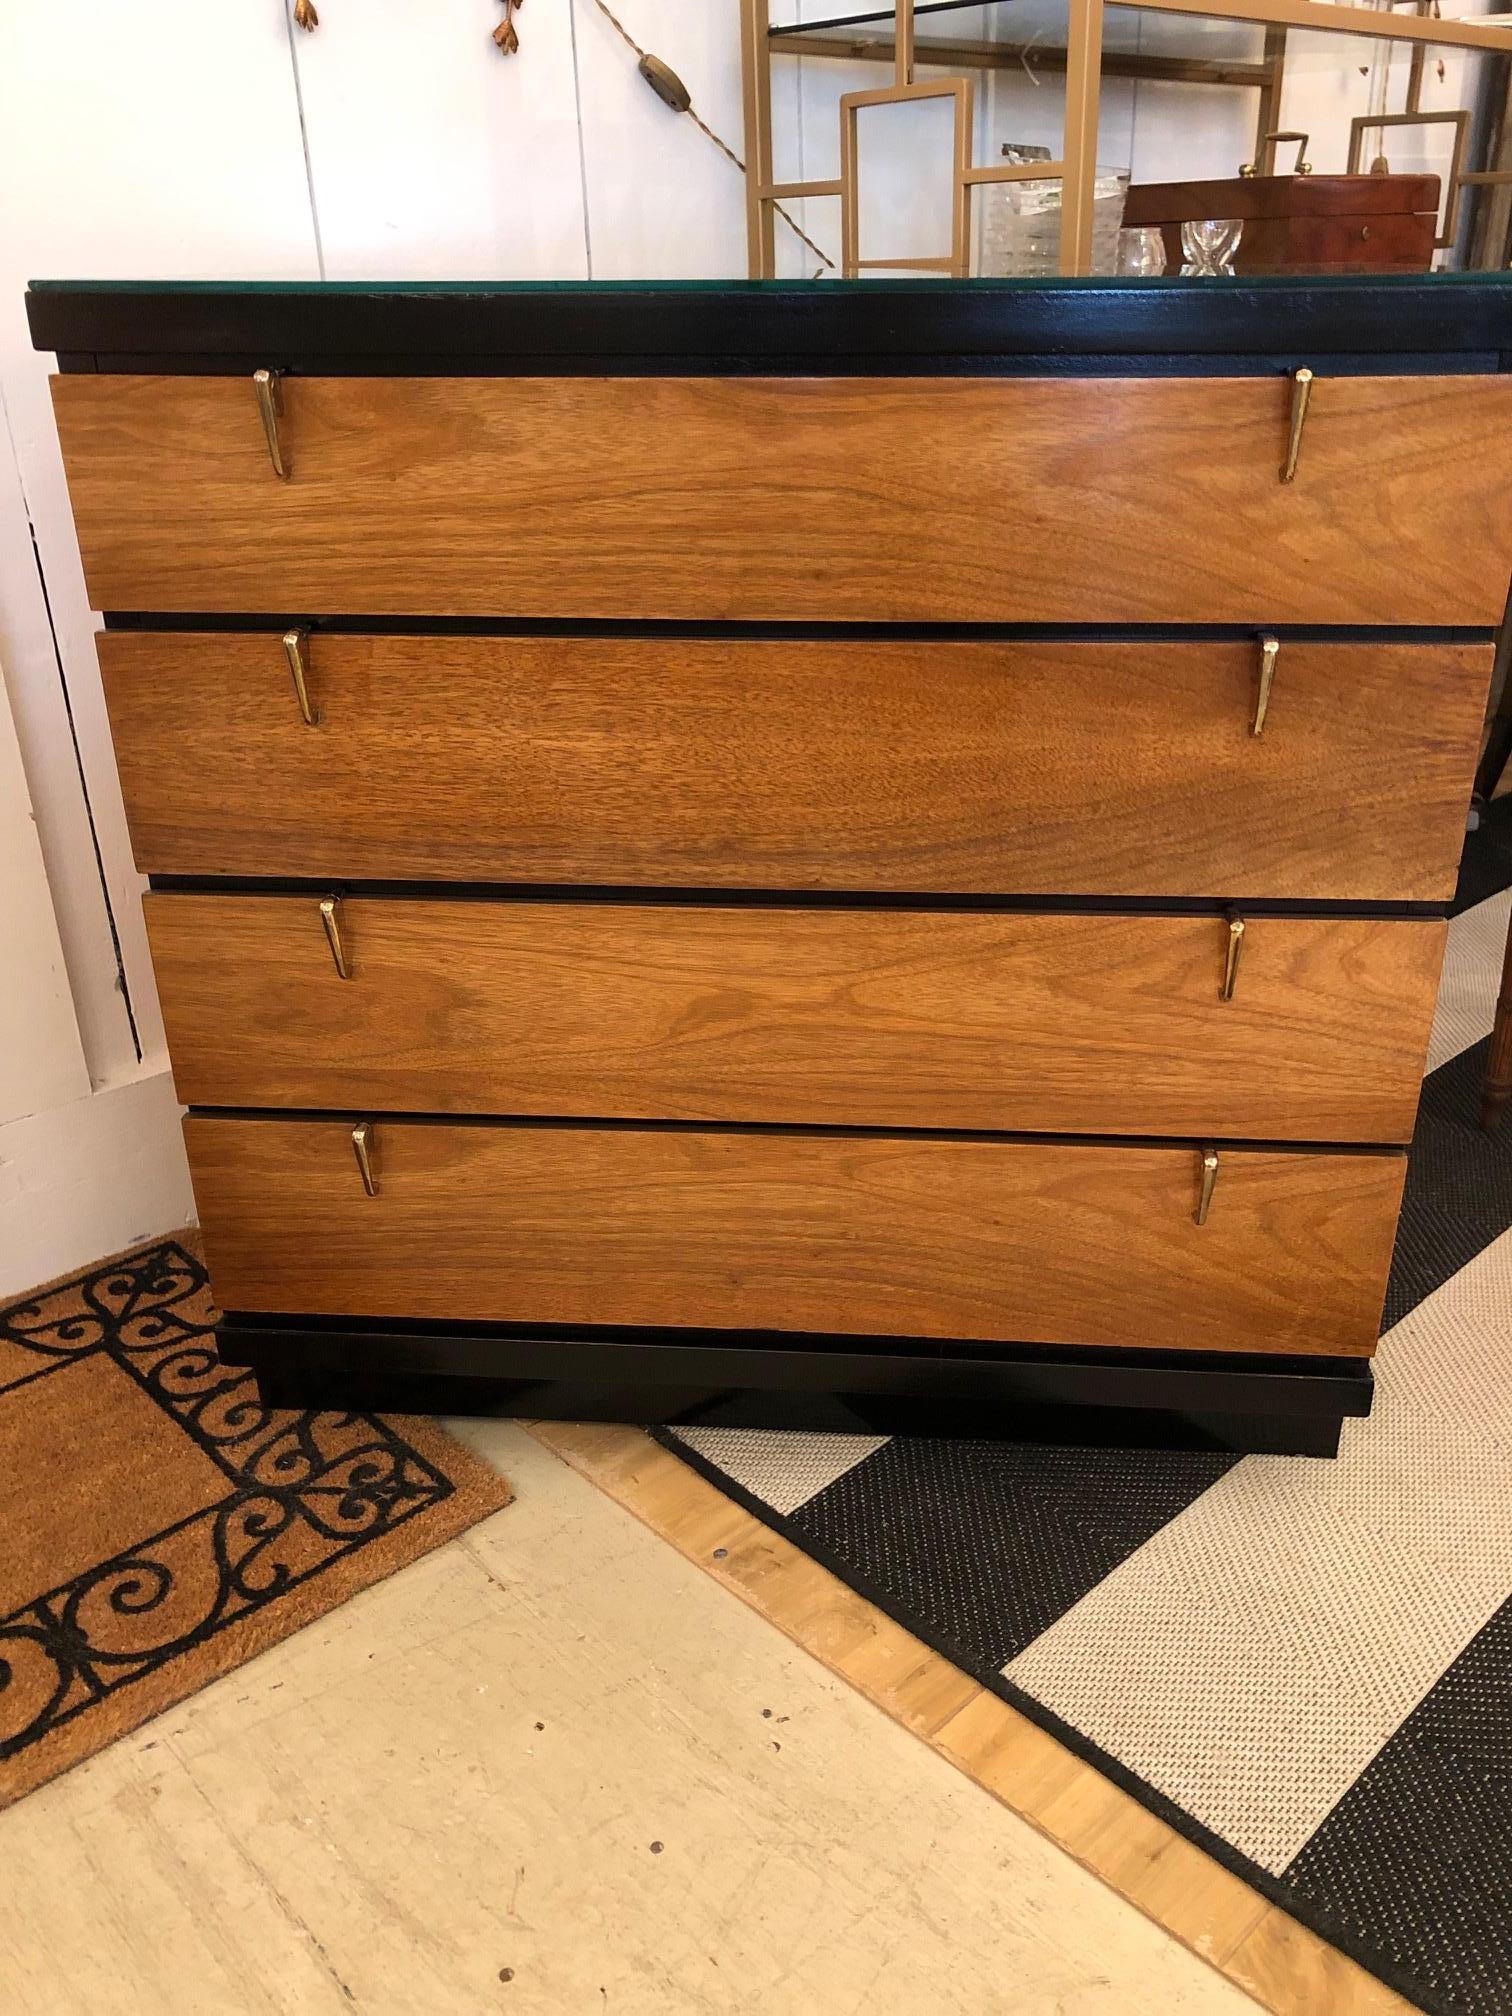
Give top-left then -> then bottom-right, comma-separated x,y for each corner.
0,1240 -> 511,1808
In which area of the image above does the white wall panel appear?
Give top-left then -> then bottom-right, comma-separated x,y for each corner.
0,377 -> 129,1084
0,6 -> 318,1286
0,5 -> 322,1092
0,1071 -> 196,1302
1277,31 -> 1381,178
0,654 -> 87,1127
573,0 -> 752,278
0,364 -> 137,1112
292,0 -> 589,279
1127,78 -> 1253,186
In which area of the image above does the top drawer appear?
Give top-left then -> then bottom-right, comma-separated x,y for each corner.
51,372 -> 1512,625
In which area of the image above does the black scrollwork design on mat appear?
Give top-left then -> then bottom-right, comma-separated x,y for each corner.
0,1243 -> 453,1762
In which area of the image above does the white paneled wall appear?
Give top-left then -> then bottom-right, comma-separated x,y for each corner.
0,0 -> 1420,1292
0,659 -> 86,1130
0,8 -> 320,1078
0,6 -> 324,1290
292,0 -> 589,278
575,1 -> 753,277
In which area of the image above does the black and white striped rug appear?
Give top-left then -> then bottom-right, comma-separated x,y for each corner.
656,799 -> 1512,2016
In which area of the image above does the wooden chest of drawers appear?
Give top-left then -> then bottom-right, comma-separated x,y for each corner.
32,277 -> 1512,1455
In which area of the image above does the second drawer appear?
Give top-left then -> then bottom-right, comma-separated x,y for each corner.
103,632 -> 1489,901
147,894 -> 1444,1142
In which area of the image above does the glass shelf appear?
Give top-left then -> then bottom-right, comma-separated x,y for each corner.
769,0 -> 1273,69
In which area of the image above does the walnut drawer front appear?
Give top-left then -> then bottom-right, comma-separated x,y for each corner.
52,372 -> 1512,624
103,633 -> 1489,901
147,894 -> 1443,1144
184,1117 -> 1402,1358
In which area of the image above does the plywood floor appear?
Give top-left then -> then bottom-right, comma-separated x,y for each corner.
0,1420 -> 1258,2015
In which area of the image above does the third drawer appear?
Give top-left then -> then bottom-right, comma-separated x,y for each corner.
146,893 -> 1444,1142
103,632 -> 1490,901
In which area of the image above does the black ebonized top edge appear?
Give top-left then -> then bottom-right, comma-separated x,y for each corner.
27,276 -> 1512,375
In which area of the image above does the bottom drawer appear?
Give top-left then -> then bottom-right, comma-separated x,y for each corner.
185,1117 -> 1403,1358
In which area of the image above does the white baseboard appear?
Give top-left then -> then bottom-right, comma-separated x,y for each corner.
0,1067 -> 195,1299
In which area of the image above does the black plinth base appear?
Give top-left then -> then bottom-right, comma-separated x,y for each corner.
218,1316 -> 1372,1458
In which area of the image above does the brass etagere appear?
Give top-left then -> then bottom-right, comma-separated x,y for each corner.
740,0 -> 1512,277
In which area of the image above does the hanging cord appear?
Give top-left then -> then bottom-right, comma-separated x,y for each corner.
589,0 -> 835,271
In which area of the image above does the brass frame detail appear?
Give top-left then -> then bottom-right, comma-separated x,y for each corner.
839,77 -> 976,279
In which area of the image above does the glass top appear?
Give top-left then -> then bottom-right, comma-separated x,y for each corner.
29,274 -> 1512,295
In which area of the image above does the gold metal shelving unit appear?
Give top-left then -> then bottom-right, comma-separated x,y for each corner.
740,0 -> 1512,276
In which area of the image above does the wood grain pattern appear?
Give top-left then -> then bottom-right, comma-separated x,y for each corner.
1158,215 -> 1436,278
1123,175 -> 1440,276
102,632 -> 1490,900
184,1116 -> 1404,1356
1123,173 -> 1443,222
53,372 -> 1512,623
146,893 -> 1445,1142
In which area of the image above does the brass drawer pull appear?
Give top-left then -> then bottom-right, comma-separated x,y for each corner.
319,895 -> 350,979
1280,367 -> 1314,484
283,627 -> 318,727
1221,915 -> 1246,1002
351,1120 -> 379,1197
1195,1146 -> 1220,1226
1252,635 -> 1279,737
253,368 -> 289,479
